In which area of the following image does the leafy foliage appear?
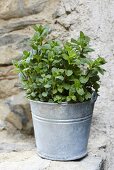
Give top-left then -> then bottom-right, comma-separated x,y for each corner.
14,25 -> 106,103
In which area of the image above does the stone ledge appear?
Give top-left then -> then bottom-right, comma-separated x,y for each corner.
47,155 -> 104,170
0,150 -> 104,170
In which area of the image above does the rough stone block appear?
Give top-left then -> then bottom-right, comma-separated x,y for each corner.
0,153 -> 104,170
0,92 -> 33,134
0,0 -> 47,20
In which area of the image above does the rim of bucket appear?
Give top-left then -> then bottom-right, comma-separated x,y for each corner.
29,98 -> 91,105
29,91 -> 97,105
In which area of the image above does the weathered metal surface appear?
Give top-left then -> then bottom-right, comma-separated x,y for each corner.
30,92 -> 97,160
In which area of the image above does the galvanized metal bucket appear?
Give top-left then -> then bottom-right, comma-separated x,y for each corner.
30,92 -> 97,161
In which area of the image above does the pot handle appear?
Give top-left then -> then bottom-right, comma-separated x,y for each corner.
91,91 -> 98,104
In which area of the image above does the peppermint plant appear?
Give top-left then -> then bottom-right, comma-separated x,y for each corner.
14,25 -> 106,103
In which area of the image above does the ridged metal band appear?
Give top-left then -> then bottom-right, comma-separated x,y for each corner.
32,114 -> 92,123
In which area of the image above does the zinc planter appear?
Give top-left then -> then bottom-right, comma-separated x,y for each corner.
14,25 -> 106,161
30,92 -> 97,161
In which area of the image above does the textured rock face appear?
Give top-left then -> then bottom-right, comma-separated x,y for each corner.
0,0 -> 114,169
0,92 -> 33,134
0,0 -> 47,20
0,65 -> 21,98
0,0 -> 53,99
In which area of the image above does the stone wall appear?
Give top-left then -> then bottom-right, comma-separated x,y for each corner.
0,0 -> 51,99
0,0 -> 114,169
0,0 -> 56,133
0,0 -> 113,99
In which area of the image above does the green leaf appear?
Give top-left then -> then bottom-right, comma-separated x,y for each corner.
68,50 -> 76,58
97,67 -> 105,75
71,96 -> 76,101
77,88 -> 84,96
41,74 -> 45,78
97,57 -> 106,65
52,67 -> 58,73
31,92 -> 36,97
59,69 -> 64,73
74,59 -> 81,65
42,92 -> 48,97
69,85 -> 76,94
85,92 -> 92,100
53,89 -> 57,94
42,59 -> 48,63
33,83 -> 37,89
42,44 -> 51,50
56,76 -> 64,81
53,46 -> 61,54
62,54 -> 69,61
54,95 -> 62,102
93,83 -> 100,91
83,47 -> 94,53
80,31 -> 85,38
79,76 -> 89,84
44,84 -> 51,88
93,57 -> 106,67
63,84 -> 70,90
75,79 -> 81,88
65,70 -> 73,76
33,25 -> 40,32
23,51 -> 30,57
58,87 -> 63,93
26,57 -> 31,64
71,38 -> 77,43
67,96 -> 71,102
46,74 -> 51,79
78,96 -> 84,102
49,99 -> 54,102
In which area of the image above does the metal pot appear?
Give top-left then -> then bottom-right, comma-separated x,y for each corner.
30,92 -> 97,160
